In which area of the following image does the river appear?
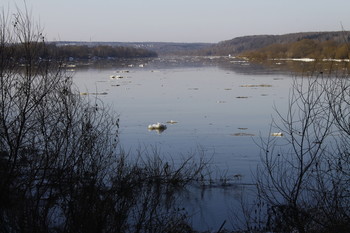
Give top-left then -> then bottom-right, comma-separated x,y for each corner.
72,56 -> 294,231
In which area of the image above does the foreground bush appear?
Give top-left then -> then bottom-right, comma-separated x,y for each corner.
0,7 -> 207,233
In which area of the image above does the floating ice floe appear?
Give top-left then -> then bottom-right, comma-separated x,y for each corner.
292,58 -> 315,62
166,120 -> 178,124
116,70 -> 130,73
236,96 -> 249,99
80,92 -> 108,96
148,123 -> 167,130
271,132 -> 283,137
322,58 -> 350,62
272,58 -> 316,62
231,132 -> 255,137
110,75 -> 123,79
240,84 -> 272,88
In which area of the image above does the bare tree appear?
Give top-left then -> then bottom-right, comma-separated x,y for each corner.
247,69 -> 350,232
0,5 -> 120,232
0,6 -> 210,233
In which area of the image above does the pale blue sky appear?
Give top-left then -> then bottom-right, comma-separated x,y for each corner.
6,0 -> 350,42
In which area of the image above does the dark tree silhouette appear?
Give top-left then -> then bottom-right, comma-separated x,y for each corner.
0,6 -> 207,233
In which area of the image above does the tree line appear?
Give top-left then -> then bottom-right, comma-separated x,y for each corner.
2,42 -> 157,64
55,44 -> 158,59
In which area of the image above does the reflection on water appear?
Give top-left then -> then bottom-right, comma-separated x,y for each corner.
72,56 -> 294,230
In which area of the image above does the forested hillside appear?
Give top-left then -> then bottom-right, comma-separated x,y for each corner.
196,31 -> 350,56
240,39 -> 350,60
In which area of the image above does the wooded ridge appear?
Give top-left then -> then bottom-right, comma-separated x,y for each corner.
196,31 -> 350,56
239,38 -> 350,60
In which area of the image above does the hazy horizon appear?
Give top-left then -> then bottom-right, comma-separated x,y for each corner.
6,0 -> 350,43
52,30 -> 348,44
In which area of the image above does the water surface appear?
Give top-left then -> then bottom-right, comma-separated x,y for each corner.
72,57 -> 293,230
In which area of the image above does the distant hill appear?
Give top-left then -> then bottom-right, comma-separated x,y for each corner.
54,41 -> 213,56
53,31 -> 350,57
240,38 -> 350,60
196,31 -> 350,56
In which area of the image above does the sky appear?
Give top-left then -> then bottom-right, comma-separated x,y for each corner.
5,0 -> 350,43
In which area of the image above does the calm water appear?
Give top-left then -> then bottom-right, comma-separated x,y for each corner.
72,57 -> 293,230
